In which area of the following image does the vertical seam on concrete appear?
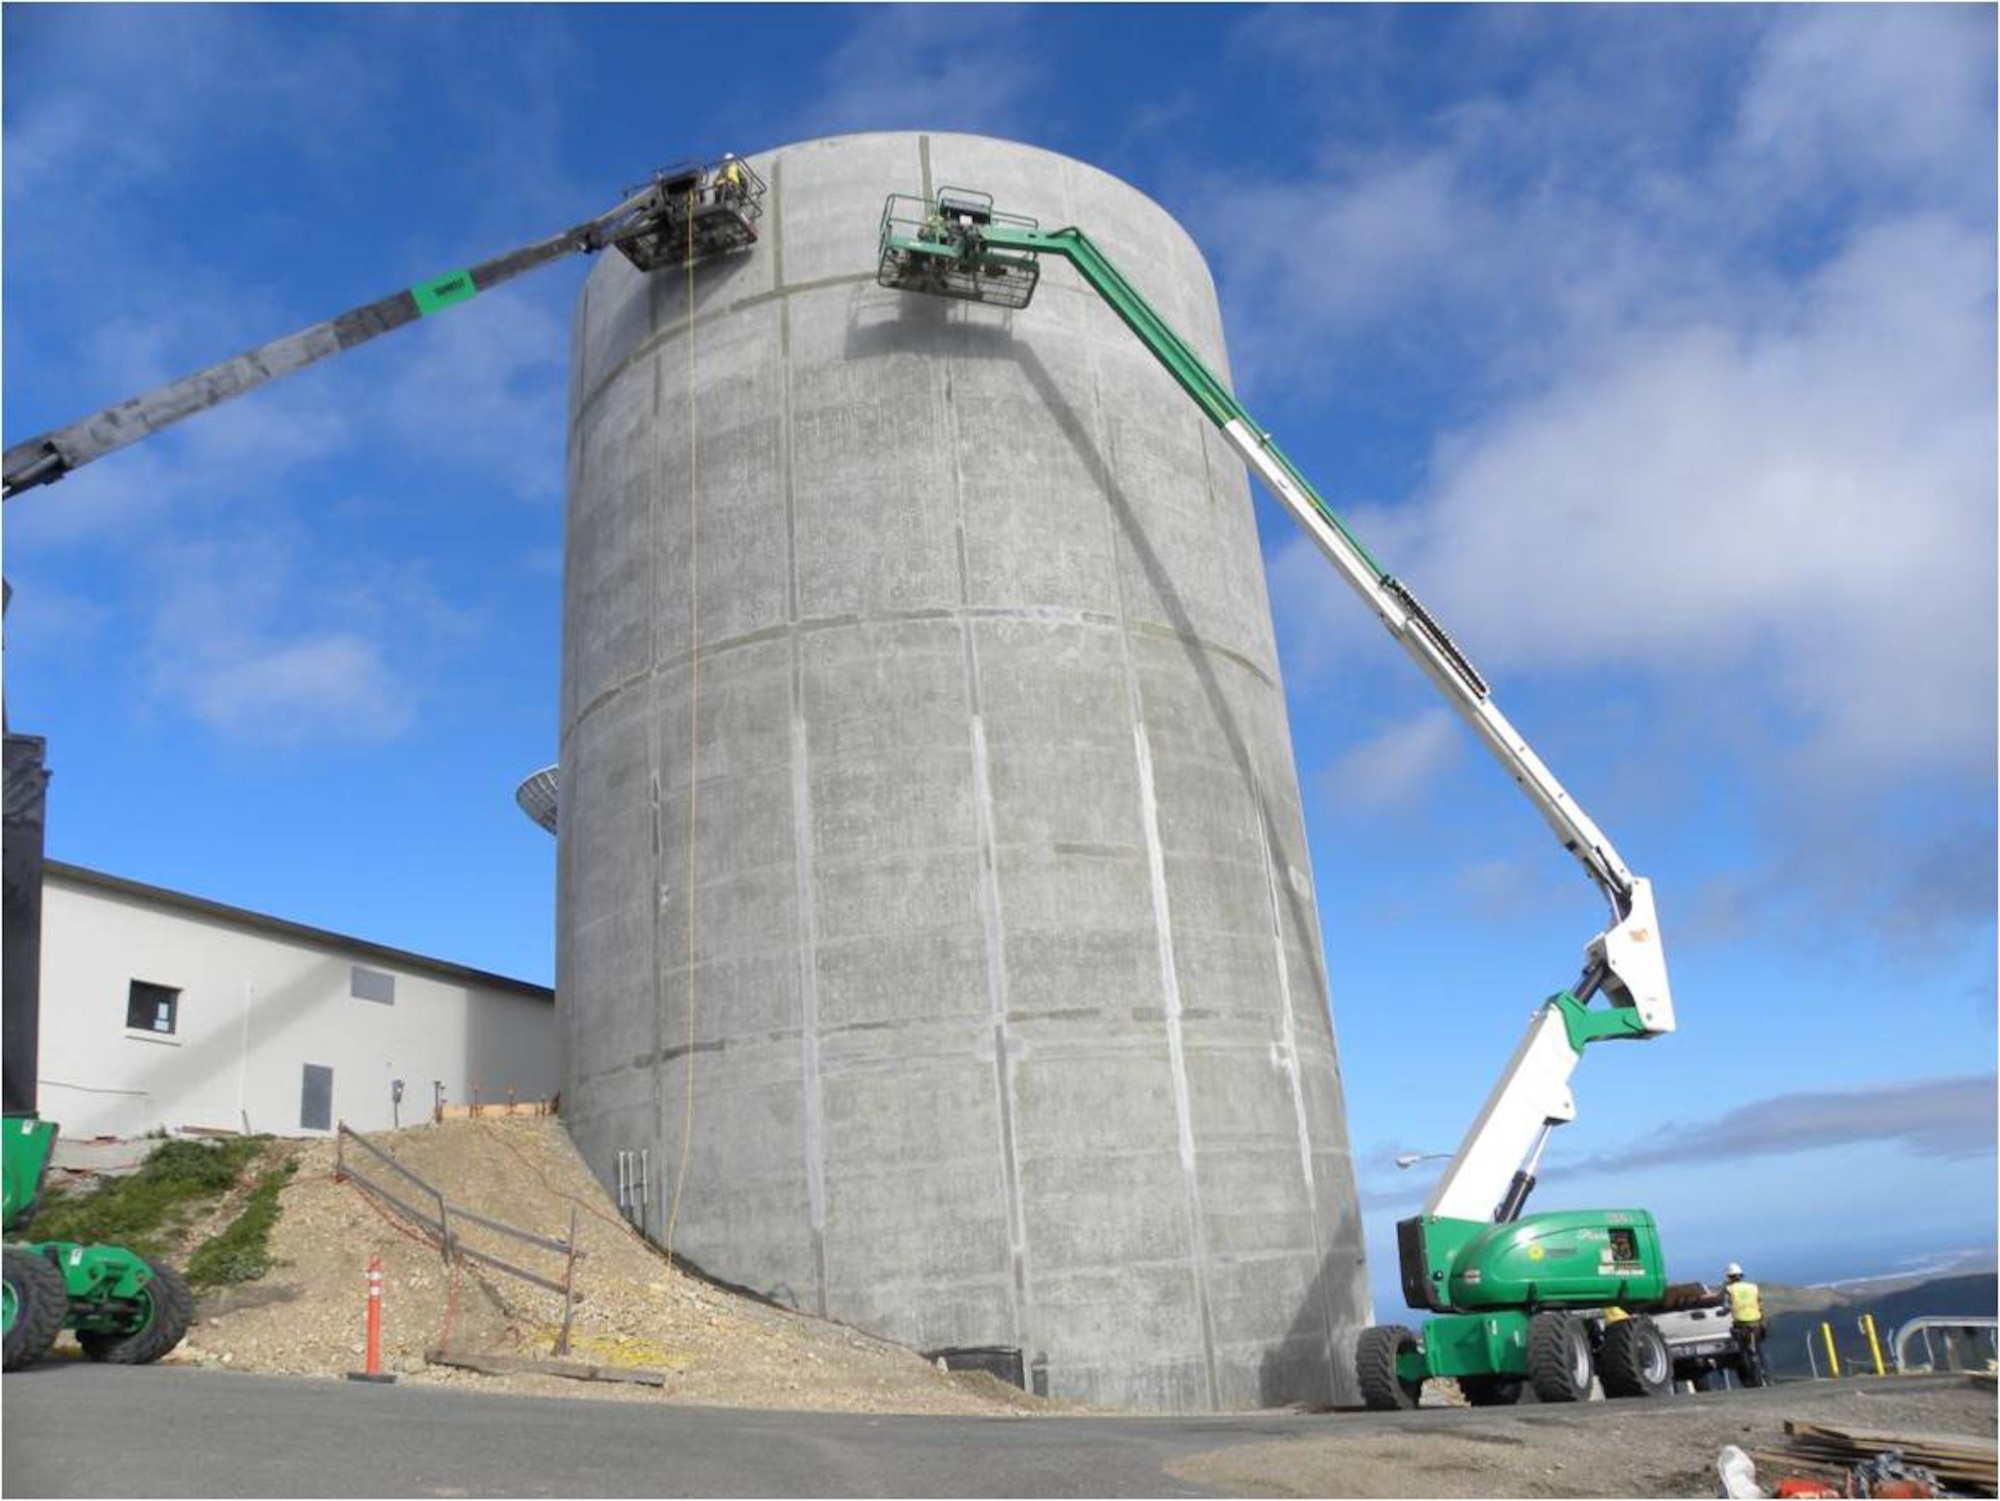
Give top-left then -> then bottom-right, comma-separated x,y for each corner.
1201,372 -> 1364,1349
647,335 -> 669,1220
772,157 -> 829,1316
941,349 -> 1032,1358
792,695 -> 828,1316
1251,760 -> 1339,1389
1086,354 -> 1221,1409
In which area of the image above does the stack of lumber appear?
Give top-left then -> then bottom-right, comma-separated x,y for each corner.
1754,1420 -> 1997,1497
435,1097 -> 558,1120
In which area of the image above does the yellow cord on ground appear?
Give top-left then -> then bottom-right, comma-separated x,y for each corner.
664,191 -> 701,1265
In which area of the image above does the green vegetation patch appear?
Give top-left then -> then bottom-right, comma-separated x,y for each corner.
187,1159 -> 298,1288
29,1137 -> 269,1258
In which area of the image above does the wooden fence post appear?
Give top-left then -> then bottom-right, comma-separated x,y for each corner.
555,1206 -> 580,1358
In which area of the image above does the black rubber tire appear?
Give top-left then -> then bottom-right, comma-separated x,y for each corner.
1598,1316 -> 1672,1398
1459,1374 -> 1524,1407
3,1250 -> 68,1372
1526,1310 -> 1594,1403
1356,1324 -> 1424,1411
78,1259 -> 191,1366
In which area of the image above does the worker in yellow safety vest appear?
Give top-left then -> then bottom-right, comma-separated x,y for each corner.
715,154 -> 746,207
1724,1263 -> 1768,1387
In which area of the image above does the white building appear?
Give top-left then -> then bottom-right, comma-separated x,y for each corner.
37,862 -> 559,1140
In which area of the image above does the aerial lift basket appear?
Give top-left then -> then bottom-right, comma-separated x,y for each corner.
876,188 -> 1041,310
614,157 -> 768,272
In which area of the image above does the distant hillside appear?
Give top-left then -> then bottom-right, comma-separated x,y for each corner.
1762,1272 -> 1997,1376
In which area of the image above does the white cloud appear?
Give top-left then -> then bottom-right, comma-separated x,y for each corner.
134,536 -> 476,749
2,11 -> 388,268
1234,8 -> 1995,943
1733,6 -> 1996,213
1455,856 -> 1567,924
790,8 -> 1048,140
1321,708 -> 1462,812
1564,1073 -> 1998,1173
156,633 -> 412,746
1383,213 -> 1994,783
375,281 -> 570,504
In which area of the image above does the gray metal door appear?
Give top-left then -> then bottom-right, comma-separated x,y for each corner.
300,1063 -> 334,1131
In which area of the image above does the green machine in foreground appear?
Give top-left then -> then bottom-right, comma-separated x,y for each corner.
4,1117 -> 193,1371
3,737 -> 192,1371
876,188 -> 1681,1408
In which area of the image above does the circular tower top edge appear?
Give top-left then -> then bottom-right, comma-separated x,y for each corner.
718,130 -> 1220,301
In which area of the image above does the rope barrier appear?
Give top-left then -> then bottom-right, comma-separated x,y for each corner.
471,1118 -> 629,1235
438,1254 -> 464,1355
337,1170 -> 465,1361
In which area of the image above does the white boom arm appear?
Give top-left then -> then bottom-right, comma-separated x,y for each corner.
876,208 -> 1675,1227
1218,418 -> 1675,1222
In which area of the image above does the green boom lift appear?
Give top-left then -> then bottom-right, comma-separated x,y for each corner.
3,1120 -> 194,1370
1,157 -> 768,1371
876,187 -> 1679,1408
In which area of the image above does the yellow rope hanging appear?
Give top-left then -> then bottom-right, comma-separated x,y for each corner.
663,191 -> 700,1264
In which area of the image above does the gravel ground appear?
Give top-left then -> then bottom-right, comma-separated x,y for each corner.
1167,1379 -> 1998,1498
173,1118 -> 1046,1417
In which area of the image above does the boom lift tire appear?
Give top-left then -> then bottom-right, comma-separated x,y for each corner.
77,1259 -> 191,1366
1527,1310 -> 1594,1403
1459,1374 -> 1524,1407
3,1250 -> 67,1371
1598,1316 -> 1671,1399
1356,1324 -> 1424,1411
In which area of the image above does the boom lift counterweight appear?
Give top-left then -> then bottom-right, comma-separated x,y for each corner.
878,186 -> 1678,1408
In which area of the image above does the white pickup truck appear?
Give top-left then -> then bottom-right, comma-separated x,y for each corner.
1652,1284 -> 1758,1389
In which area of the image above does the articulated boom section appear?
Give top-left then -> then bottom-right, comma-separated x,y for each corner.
3,156 -> 765,499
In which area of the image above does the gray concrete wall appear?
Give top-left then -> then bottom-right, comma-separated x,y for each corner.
557,132 -> 1368,1412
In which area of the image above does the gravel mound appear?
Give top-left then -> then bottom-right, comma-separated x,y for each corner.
1167,1378 -> 1997,1498
181,1118 -> 1041,1415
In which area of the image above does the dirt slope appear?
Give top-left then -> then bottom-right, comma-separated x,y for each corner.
182,1117 -> 1040,1415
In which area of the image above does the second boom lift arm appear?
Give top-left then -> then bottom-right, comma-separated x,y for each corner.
876,187 -> 1673,1227
2,157 -> 767,498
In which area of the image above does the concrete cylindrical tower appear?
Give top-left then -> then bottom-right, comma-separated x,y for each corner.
558,133 -> 1367,1411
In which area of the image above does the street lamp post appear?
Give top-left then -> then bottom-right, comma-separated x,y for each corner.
1394,1151 -> 1453,1170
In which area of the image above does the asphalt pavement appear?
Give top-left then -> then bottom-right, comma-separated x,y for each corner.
2,1363 -> 1948,1498
5,1364 -> 1242,1498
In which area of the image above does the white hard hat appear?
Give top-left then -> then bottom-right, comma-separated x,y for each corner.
1725,1262 -> 1743,1278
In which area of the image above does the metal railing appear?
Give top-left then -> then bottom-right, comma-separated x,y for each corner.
1893,1316 -> 1998,1373
1806,1315 -> 1887,1378
334,1122 -> 584,1354
614,1148 -> 651,1235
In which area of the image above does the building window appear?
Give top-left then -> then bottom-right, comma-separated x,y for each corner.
350,965 -> 396,1005
300,1064 -> 334,1132
126,980 -> 180,1036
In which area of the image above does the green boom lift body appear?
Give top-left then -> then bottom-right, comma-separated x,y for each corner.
5,1114 -> 194,1369
878,188 -> 1680,1406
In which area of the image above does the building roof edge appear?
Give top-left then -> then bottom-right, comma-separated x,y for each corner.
43,861 -> 554,1003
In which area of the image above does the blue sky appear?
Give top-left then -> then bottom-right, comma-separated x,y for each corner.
5,5 -> 1994,1319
